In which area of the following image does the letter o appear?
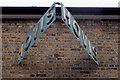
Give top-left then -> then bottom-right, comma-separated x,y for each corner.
72,20 -> 80,38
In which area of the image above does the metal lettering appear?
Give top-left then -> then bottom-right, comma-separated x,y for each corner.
82,31 -> 87,48
33,23 -> 39,40
41,17 -> 44,32
47,6 -> 54,25
18,44 -> 23,61
72,20 -> 80,38
92,47 -> 97,56
66,12 -> 71,26
61,3 -> 98,65
93,54 -> 98,61
24,35 -> 31,51
92,47 -> 97,61
18,2 -> 98,65
89,40 -> 92,55
18,2 -> 56,64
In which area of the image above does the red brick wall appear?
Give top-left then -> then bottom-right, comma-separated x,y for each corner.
2,19 -> 119,79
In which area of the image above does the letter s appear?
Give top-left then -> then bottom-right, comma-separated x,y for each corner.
47,6 -> 54,25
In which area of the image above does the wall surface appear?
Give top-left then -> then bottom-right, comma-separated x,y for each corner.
2,18 -> 120,79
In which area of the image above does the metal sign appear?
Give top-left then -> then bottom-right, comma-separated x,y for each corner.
18,2 -> 98,65
18,2 -> 56,64
61,3 -> 98,65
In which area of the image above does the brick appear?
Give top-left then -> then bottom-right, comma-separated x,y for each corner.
71,48 -> 80,51
30,74 -> 35,77
2,19 -> 119,78
36,74 -> 46,77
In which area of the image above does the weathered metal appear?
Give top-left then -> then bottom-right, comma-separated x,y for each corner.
18,2 -> 98,65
